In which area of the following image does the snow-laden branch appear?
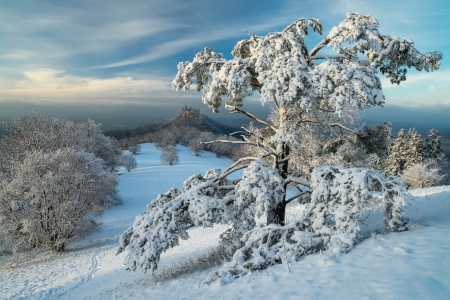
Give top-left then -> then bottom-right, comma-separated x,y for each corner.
201,140 -> 251,145
285,190 -> 311,204
309,37 -> 331,57
285,175 -> 311,187
222,156 -> 260,175
329,123 -> 362,137
310,55 -> 346,60
226,103 -> 278,132
215,163 -> 251,182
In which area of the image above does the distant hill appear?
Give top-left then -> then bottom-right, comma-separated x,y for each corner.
104,106 -> 239,140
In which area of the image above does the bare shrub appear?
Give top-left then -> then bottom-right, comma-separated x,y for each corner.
128,144 -> 141,155
120,154 -> 138,172
160,145 -> 179,165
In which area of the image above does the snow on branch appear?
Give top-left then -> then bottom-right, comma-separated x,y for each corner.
117,169 -> 256,273
309,166 -> 412,247
225,103 -> 278,132
209,166 -> 412,282
235,159 -> 285,219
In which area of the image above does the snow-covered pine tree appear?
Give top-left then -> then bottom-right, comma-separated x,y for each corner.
385,129 -> 425,176
423,129 -> 444,161
384,129 -> 408,176
118,12 -> 441,279
404,129 -> 424,169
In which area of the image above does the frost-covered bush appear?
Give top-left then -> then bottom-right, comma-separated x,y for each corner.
0,113 -> 120,253
0,112 -> 121,171
401,162 -> 445,189
119,12 -> 440,280
0,149 -> 117,253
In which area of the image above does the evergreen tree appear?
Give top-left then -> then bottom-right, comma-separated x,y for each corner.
423,129 -> 443,160
385,129 -> 408,176
404,129 -> 424,169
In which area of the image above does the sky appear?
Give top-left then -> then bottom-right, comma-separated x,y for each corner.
0,0 -> 449,131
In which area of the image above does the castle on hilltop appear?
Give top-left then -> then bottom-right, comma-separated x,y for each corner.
181,105 -> 201,118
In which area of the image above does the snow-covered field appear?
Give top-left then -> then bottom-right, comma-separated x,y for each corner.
1,143 -> 450,299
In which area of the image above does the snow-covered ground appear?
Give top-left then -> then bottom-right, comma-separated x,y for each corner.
1,143 -> 449,299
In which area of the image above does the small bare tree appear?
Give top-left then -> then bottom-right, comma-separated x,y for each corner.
155,129 -> 177,148
120,153 -> 138,172
128,144 -> 141,155
189,138 -> 204,156
160,145 -> 179,165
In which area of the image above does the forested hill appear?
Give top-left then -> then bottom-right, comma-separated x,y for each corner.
104,107 -> 239,140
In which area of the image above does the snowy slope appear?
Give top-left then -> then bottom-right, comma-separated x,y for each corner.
1,143 -> 449,300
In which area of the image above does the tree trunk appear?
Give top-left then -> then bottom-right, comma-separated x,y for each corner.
276,142 -> 290,178
266,142 -> 290,226
267,198 -> 286,226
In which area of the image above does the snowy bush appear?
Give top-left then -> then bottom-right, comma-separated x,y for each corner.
0,113 -> 120,253
0,149 -> 117,253
119,12 -> 440,280
0,112 -> 121,171
401,162 -> 445,189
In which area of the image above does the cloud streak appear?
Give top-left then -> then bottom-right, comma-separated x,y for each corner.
0,0 -> 448,114
0,68 -> 175,104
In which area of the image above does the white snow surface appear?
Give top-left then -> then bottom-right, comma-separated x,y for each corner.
1,143 -> 450,299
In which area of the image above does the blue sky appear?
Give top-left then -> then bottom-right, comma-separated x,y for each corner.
0,0 -> 449,129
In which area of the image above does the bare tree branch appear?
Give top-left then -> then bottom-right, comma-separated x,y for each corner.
272,94 -> 280,111
218,185 -> 236,191
241,126 -> 278,153
285,190 -> 312,204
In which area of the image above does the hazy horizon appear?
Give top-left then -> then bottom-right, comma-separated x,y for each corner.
1,101 -> 450,138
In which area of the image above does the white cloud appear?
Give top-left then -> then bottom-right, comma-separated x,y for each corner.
0,69 -> 176,104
